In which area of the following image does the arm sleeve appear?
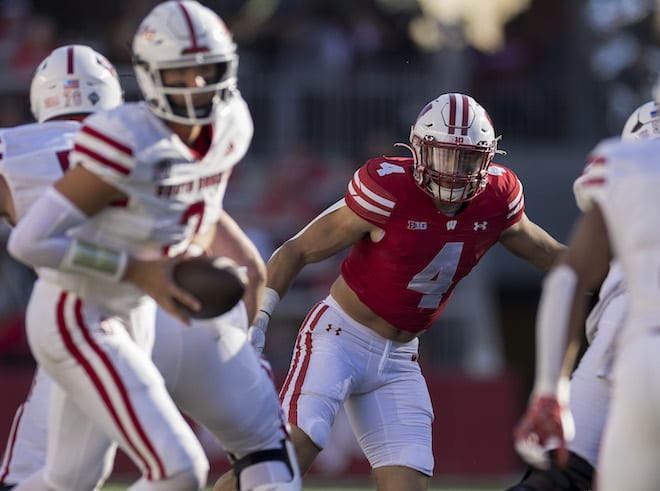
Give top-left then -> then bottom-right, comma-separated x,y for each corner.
8,187 -> 86,269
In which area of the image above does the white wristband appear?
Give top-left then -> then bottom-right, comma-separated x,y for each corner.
260,287 -> 280,316
533,264 -> 577,399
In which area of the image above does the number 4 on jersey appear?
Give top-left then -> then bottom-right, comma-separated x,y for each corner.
407,242 -> 463,309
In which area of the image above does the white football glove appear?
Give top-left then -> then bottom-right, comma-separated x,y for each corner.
248,310 -> 271,353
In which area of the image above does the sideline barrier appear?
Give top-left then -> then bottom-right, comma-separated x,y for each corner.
0,366 -> 521,479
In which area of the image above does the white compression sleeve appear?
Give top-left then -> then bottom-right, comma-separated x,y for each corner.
8,187 -> 128,282
533,264 -> 578,400
8,187 -> 87,269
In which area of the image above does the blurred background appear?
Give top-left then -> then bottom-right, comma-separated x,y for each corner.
1,0 -> 660,484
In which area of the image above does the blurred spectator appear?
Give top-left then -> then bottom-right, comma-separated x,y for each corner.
7,14 -> 56,83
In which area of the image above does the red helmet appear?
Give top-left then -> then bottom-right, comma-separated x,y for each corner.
409,93 -> 500,203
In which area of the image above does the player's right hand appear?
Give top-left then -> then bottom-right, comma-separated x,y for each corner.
513,395 -> 575,470
247,310 -> 270,353
124,255 -> 200,326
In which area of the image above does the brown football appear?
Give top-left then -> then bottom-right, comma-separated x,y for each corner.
172,256 -> 247,319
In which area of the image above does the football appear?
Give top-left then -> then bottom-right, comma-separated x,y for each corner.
172,256 -> 247,319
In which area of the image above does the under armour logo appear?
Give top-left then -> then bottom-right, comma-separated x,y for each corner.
326,324 -> 342,336
473,221 -> 488,231
446,220 -> 458,231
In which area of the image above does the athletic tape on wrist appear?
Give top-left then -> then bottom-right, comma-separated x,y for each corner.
61,238 -> 128,283
260,287 -> 280,316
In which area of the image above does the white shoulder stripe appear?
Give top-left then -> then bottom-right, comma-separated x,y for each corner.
352,171 -> 395,209
508,179 -> 524,210
348,181 -> 391,218
507,198 -> 524,220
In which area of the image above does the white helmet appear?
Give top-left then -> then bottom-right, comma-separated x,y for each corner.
132,0 -> 238,125
621,100 -> 660,141
30,44 -> 123,123
408,93 -> 500,204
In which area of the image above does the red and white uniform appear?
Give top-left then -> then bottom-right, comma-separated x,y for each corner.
0,121 -> 78,223
0,121 -> 80,487
343,157 -> 523,332
556,145 -> 628,468
1,96 -> 288,490
577,137 -> 660,491
280,157 -> 524,475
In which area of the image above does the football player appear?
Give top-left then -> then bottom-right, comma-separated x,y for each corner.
511,100 -> 660,491
213,93 -> 566,491
514,95 -> 660,490
0,43 -> 124,491
4,2 -> 300,491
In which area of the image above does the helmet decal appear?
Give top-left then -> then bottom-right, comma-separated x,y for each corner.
446,93 -> 470,136
177,1 -> 209,54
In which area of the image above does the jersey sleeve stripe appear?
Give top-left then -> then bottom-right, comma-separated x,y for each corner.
580,177 -> 606,187
505,179 -> 524,219
73,143 -> 131,176
507,196 -> 524,220
81,125 -> 133,156
353,170 -> 395,209
508,180 -> 523,210
348,182 -> 391,218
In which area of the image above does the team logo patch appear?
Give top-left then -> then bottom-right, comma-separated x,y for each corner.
407,220 -> 427,230
88,91 -> 100,105
446,220 -> 458,231
152,159 -> 173,181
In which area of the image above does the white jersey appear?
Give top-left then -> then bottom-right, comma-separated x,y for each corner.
582,137 -> 660,342
573,146 -> 628,342
0,121 -> 79,222
44,96 -> 253,312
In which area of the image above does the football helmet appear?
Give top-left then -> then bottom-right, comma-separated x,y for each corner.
621,100 -> 660,141
30,44 -> 123,123
132,0 -> 238,125
407,93 -> 501,203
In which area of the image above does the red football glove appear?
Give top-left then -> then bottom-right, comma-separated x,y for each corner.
513,395 -> 575,470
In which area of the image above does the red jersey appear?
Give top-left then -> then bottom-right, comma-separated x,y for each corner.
342,157 -> 524,333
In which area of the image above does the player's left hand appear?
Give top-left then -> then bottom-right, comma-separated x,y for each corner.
513,395 -> 575,470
